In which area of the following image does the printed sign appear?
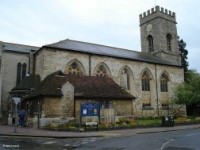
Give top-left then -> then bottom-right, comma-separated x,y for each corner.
81,102 -> 100,116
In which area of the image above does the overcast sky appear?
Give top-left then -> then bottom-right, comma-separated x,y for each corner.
0,0 -> 199,72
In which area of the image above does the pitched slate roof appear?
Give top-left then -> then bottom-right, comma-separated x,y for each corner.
26,71 -> 135,100
12,74 -> 41,91
2,42 -> 39,53
44,39 -> 179,66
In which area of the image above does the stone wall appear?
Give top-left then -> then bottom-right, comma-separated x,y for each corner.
35,46 -> 185,117
42,97 -> 62,117
0,42 -> 3,119
75,99 -> 133,123
35,48 -> 89,80
140,6 -> 180,66
37,96 -> 75,127
31,98 -> 133,126
34,49 -> 45,79
60,82 -> 74,118
114,100 -> 133,116
0,51 -> 29,123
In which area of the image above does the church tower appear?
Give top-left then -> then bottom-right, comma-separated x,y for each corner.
140,6 -> 181,65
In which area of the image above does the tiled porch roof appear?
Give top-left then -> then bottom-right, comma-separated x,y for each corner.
26,71 -> 135,100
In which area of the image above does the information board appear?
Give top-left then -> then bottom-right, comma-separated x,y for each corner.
81,102 -> 100,116
80,102 -> 100,125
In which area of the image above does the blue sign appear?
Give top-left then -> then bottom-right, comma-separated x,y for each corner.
81,102 -> 100,116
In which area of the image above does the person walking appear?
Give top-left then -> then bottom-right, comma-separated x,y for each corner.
19,110 -> 26,127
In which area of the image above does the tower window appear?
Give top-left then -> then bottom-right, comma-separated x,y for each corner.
160,73 -> 169,92
167,34 -> 172,51
147,35 -> 154,52
142,71 -> 150,91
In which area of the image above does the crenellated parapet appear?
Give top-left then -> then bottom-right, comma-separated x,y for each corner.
140,6 -> 176,25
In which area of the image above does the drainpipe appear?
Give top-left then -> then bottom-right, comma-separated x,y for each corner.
29,50 -> 35,74
32,52 -> 36,74
28,53 -> 31,74
89,54 -> 91,76
155,64 -> 159,116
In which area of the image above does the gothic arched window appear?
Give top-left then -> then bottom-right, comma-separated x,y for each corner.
147,35 -> 154,52
96,65 -> 107,77
16,63 -> 22,85
167,34 -> 172,51
16,62 -> 27,85
160,73 -> 169,92
22,63 -> 27,79
142,71 -> 150,91
120,68 -> 130,90
68,62 -> 82,76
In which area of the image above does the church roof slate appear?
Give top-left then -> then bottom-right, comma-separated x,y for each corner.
2,42 -> 39,53
26,71 -> 135,100
45,39 -> 180,67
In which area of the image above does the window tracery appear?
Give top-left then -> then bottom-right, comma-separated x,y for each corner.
160,73 -> 169,92
96,65 -> 107,77
16,62 -> 27,85
147,35 -> 154,52
167,34 -> 172,51
142,71 -> 150,91
68,62 -> 82,75
120,68 -> 130,90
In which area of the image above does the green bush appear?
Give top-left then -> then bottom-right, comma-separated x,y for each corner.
44,116 -> 200,131
44,121 -> 78,131
136,118 -> 161,126
175,116 -> 200,124
115,117 -> 161,128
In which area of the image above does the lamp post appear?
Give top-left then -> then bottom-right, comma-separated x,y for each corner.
12,97 -> 21,133
37,99 -> 40,128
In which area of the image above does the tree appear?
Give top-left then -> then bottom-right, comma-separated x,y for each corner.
173,70 -> 200,105
179,39 -> 189,82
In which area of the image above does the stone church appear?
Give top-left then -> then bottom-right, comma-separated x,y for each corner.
0,6 -> 186,126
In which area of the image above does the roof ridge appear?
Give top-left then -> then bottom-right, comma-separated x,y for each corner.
47,38 -> 141,54
3,42 -> 39,49
44,38 -> 69,47
43,39 -> 178,67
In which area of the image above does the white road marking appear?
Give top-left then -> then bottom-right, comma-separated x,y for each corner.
43,141 -> 57,144
89,139 -> 96,142
64,137 -> 105,148
81,141 -> 89,144
186,133 -> 196,137
72,144 -> 81,147
160,138 -> 175,150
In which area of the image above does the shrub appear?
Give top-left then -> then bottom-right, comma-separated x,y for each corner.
44,121 -> 78,131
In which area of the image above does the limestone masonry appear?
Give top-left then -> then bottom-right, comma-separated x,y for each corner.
0,6 -> 186,126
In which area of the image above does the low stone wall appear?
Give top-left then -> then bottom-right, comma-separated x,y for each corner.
27,115 -> 75,128
141,105 -> 186,117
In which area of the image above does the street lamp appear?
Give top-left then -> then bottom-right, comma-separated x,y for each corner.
12,97 -> 21,133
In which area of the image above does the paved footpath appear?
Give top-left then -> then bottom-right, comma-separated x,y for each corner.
0,124 -> 200,138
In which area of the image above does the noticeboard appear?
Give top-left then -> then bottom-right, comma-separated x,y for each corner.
81,102 -> 100,116
80,102 -> 100,125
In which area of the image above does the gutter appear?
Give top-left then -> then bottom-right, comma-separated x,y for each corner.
43,46 -> 182,68
155,64 -> 159,116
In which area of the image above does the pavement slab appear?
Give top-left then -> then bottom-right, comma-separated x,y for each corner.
0,124 -> 200,138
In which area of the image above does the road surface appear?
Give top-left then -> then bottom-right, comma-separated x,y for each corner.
1,128 -> 200,149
